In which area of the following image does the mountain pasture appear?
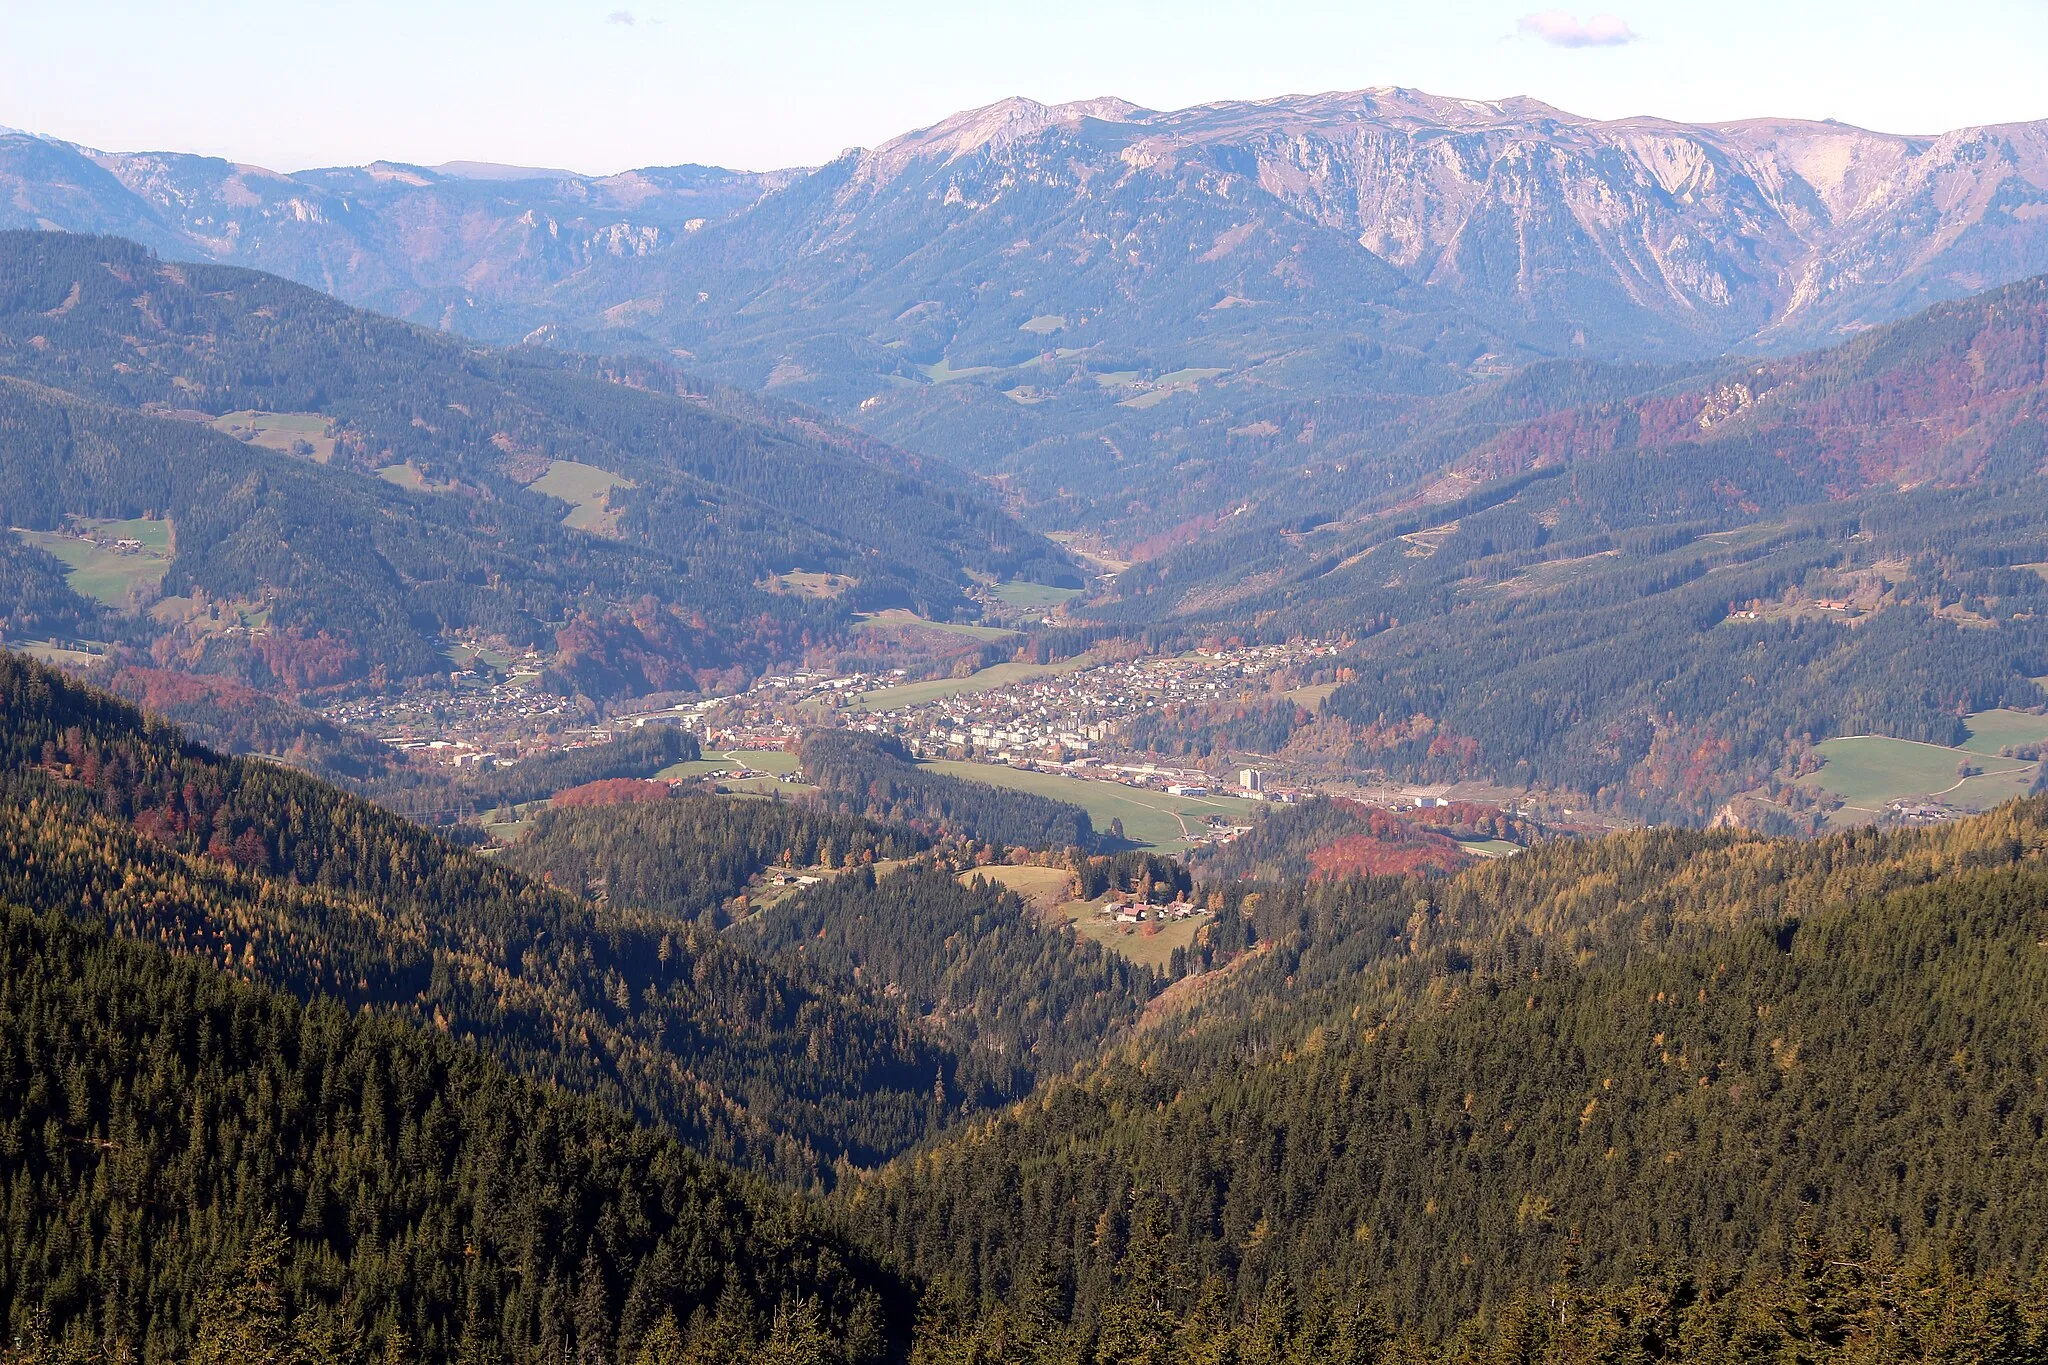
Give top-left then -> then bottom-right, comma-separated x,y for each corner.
526,459 -> 634,533
15,516 -> 171,605
1800,724 -> 2039,816
919,759 -> 1242,850
212,409 -> 335,462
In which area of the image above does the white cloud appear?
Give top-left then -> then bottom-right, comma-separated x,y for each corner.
606,9 -> 636,25
1518,10 -> 1638,47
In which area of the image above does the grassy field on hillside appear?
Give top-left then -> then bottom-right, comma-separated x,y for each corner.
1118,388 -> 1177,410
992,582 -> 1083,610
1960,708 -> 2048,756
957,865 -> 1075,917
1283,681 -> 1339,710
1943,765 -> 2044,810
6,639 -> 107,666
1801,722 -> 2039,816
1058,896 -> 1209,970
920,760 -> 1243,850
853,610 -> 1019,643
15,517 -> 172,605
920,358 -> 999,383
375,464 -> 430,490
661,749 -> 812,796
770,570 -> 855,599
528,460 -> 634,533
213,410 -> 335,462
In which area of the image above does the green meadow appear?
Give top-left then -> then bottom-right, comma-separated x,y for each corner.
213,410 -> 336,462
1800,714 -> 2043,816
853,609 -> 1019,643
920,358 -> 1000,383
1058,896 -> 1211,969
920,759 -> 1243,851
15,517 -> 173,606
992,581 -> 1084,610
528,460 -> 635,533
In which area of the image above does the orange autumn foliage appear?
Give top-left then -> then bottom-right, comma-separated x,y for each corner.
550,778 -> 676,808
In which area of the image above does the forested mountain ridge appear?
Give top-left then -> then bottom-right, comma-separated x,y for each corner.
0,232 -> 1071,693
1087,480 -> 2048,820
1070,267 -> 2048,558
841,799 -> 2048,1342
500,793 -> 1160,1094
96,664 -> 408,783
0,651 -> 999,1185
8,641 -> 2048,1359
1189,796 -> 1538,882
1095,271 -> 2048,620
0,904 -> 915,1364
500,794 -> 931,926
741,865 -> 1157,1091
0,374 -> 670,687
1422,272 -> 2048,496
1065,280 -> 2048,819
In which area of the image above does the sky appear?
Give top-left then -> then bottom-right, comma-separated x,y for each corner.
3,1 -> 2046,175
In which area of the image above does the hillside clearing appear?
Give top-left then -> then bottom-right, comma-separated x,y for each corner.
1799,725 -> 2037,815
527,460 -> 634,534
919,759 -> 1242,850
993,581 -> 1084,610
1059,896 -> 1210,969
212,409 -> 335,462
853,610 -> 1019,643
958,864 -> 1075,916
920,358 -> 999,383
15,517 -> 173,606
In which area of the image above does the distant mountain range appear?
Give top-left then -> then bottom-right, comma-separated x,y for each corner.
13,90 -> 2048,352
6,90 -> 2048,535
0,132 -> 795,330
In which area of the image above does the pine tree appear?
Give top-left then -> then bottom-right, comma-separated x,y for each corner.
188,1223 -> 293,1365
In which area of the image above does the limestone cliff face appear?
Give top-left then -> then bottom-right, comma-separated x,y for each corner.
797,89 -> 2048,356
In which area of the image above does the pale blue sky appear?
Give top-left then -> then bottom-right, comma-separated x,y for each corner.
4,1 -> 2046,174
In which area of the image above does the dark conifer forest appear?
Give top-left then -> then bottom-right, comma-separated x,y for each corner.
501,793 -> 928,925
2,653 -> 2046,1361
0,906 -> 911,1365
